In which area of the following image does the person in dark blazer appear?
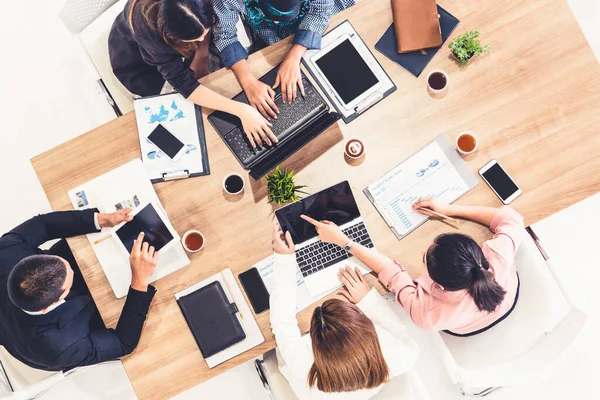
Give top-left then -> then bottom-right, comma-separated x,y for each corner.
109,0 -> 277,148
0,208 -> 158,371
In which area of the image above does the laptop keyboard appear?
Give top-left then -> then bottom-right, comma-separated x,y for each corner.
296,221 -> 375,278
224,79 -> 325,164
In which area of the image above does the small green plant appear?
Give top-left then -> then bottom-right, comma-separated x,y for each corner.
266,166 -> 307,205
448,31 -> 490,65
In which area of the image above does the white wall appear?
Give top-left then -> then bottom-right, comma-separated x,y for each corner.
0,0 -> 598,399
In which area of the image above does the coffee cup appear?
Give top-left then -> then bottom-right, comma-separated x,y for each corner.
223,173 -> 245,195
427,69 -> 450,98
456,131 -> 479,156
182,230 -> 205,253
344,137 -> 365,159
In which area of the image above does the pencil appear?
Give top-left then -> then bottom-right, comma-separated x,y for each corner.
93,234 -> 113,245
222,273 -> 245,320
419,208 -> 459,224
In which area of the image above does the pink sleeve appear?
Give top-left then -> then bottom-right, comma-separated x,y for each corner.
483,206 -> 525,264
378,262 -> 436,330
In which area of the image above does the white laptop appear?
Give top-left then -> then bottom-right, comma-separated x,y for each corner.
275,181 -> 375,296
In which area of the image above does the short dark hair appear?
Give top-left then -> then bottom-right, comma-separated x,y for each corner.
7,255 -> 67,312
426,233 -> 506,313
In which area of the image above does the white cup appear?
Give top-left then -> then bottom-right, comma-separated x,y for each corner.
455,131 -> 479,156
181,230 -> 205,253
222,172 -> 245,195
344,137 -> 366,159
427,69 -> 450,98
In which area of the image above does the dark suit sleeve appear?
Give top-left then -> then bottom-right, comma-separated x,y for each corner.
53,286 -> 156,367
1,209 -> 100,249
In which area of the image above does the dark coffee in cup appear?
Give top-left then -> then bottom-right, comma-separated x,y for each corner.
224,174 -> 244,194
428,72 -> 447,90
344,138 -> 365,159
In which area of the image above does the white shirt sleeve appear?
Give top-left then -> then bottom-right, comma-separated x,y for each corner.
269,253 -> 314,376
356,288 -> 420,377
93,213 -> 101,230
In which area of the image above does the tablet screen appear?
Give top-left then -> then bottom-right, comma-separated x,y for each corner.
115,203 -> 174,253
315,39 -> 379,104
275,181 -> 360,243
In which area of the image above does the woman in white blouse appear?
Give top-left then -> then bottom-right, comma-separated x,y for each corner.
270,223 -> 420,399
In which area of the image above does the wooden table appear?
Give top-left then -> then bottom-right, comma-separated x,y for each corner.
31,0 -> 600,398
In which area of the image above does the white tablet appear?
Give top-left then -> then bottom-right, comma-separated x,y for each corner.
112,202 -> 179,257
303,20 -> 395,121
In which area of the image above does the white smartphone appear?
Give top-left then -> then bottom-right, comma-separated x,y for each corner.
479,159 -> 522,204
147,124 -> 186,162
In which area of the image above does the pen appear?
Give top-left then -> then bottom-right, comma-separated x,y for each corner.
419,207 -> 459,224
93,233 -> 113,245
222,273 -> 245,320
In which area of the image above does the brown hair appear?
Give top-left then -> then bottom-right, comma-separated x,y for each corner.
308,299 -> 390,392
128,0 -> 213,59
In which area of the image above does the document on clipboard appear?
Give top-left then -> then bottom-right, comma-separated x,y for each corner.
134,92 -> 210,183
364,135 -> 479,240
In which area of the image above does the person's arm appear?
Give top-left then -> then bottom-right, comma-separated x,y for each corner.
270,225 -> 314,374
294,0 -> 334,50
2,209 -> 133,249
50,232 -> 158,367
412,198 -> 497,226
301,215 -> 438,330
483,206 -> 525,264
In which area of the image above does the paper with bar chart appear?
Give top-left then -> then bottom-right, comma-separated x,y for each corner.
364,135 -> 478,239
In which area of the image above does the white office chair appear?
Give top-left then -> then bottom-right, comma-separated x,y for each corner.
0,347 -> 63,399
428,229 -> 587,396
77,0 -> 135,116
255,347 -> 431,399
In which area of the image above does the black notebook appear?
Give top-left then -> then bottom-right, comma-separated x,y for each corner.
375,5 -> 460,77
177,281 -> 246,358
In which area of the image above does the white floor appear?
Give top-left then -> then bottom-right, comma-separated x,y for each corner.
0,0 -> 598,399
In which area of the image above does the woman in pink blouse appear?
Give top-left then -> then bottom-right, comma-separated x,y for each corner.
300,198 -> 524,336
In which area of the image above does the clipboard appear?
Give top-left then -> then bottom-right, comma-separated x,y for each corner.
134,92 -> 210,183
363,135 -> 479,240
302,20 -> 396,124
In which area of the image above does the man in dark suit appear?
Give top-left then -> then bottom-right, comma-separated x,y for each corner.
0,208 -> 158,371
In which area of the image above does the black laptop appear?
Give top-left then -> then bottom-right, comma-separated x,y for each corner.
208,66 -> 340,180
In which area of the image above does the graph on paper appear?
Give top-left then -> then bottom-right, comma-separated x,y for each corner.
365,139 -> 471,236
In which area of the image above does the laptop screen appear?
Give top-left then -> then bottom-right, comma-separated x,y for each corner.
275,181 -> 360,243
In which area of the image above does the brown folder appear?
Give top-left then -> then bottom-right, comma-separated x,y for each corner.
391,0 -> 442,54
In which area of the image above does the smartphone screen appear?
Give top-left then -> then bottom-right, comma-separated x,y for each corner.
238,268 -> 270,314
481,163 -> 519,201
147,124 -> 185,159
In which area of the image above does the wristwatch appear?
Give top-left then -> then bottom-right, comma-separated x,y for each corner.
343,239 -> 355,252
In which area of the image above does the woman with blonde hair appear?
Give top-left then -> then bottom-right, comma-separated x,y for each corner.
270,223 -> 419,398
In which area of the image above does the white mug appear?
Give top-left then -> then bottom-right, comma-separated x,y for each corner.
455,131 -> 479,156
427,69 -> 450,98
222,172 -> 245,195
181,230 -> 205,253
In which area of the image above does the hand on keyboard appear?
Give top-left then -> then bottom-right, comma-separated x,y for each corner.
240,76 -> 280,121
237,103 -> 278,148
338,266 -> 371,304
274,46 -> 306,104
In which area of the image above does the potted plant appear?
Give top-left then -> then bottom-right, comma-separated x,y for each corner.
266,166 -> 307,205
448,31 -> 490,65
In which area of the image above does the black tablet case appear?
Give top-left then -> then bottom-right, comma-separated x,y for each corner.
177,281 -> 246,358
302,20 -> 397,124
134,93 -> 210,183
375,6 -> 460,77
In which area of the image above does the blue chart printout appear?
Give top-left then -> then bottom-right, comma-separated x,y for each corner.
366,141 -> 470,236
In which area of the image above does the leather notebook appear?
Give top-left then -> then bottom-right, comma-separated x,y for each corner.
375,5 -> 459,77
392,0 -> 442,53
177,281 -> 246,358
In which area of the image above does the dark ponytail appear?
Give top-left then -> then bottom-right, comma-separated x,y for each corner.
426,233 -> 506,313
129,0 -> 214,58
